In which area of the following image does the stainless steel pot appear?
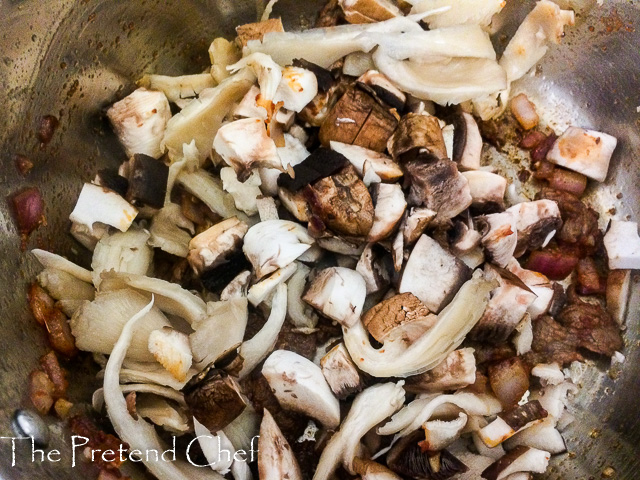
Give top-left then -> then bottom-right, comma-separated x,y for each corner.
0,0 -> 638,478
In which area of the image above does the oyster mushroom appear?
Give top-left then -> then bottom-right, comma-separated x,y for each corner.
182,364 -> 247,433
387,113 -> 447,162
187,217 -> 249,275
258,409 -> 303,480
405,347 -> 476,393
399,234 -> 471,313
420,411 -> 469,452
262,350 -> 340,429
546,126 -> 617,182
386,432 -> 469,480
313,382 -> 406,480
213,118 -> 283,180
106,88 -> 171,159
368,183 -> 407,242
69,183 -> 138,234
478,401 -> 548,448
148,327 -> 193,382
330,141 -> 404,182
462,171 -> 507,211
506,200 -> 562,257
504,417 -> 566,455
603,220 -> 640,269
362,292 -> 436,344
242,219 -> 314,279
476,211 -> 518,268
481,446 -> 550,480
320,343 -> 364,399
302,267 -> 367,327
452,112 -> 483,171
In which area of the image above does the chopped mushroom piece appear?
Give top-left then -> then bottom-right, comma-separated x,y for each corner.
487,357 -> 531,409
182,363 -> 247,432
340,0 -> 401,24
362,292 -> 435,343
462,171 -> 507,211
219,167 -> 262,216
273,66 -> 319,112
262,350 -> 340,429
356,243 -> 392,294
368,183 -> 407,241
452,111 -> 484,170
209,37 -> 241,83
187,217 -> 248,275
123,153 -> 169,209
420,412 -> 468,452
405,348 -> 477,393
507,200 -> 562,257
476,211 -> 518,268
330,141 -> 404,182
259,409 -> 303,480
387,113 -> 447,162
236,18 -> 284,47
478,401 -> 548,448
504,417 -> 566,455
148,203 -> 194,258
531,363 -> 564,386
214,118 -> 283,180
505,258 -> 554,319
403,207 -> 437,245
277,146 -> 347,193
69,183 -> 138,234
399,234 -> 471,313
148,327 -> 192,382
313,382 -> 406,480
357,69 -> 406,111
247,262 -> 297,306
106,88 -> 171,159
546,126 -> 617,182
606,269 -> 631,325
303,267 -> 367,327
481,446 -> 550,480
320,343 -> 364,399
242,219 -> 314,278
220,270 -> 251,300
352,458 -> 402,480
510,94 -> 539,130
137,73 -> 216,104
286,262 -> 319,328
603,220 -> 640,270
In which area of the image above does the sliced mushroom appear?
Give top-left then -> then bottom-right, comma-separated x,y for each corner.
546,126 -> 617,182
148,203 -> 195,258
278,187 -> 310,222
603,220 -> 640,269
303,267 -> 367,327
606,269 -> 631,325
219,167 -> 262,216
356,243 -> 392,294
330,141 -> 403,182
487,357 -> 530,409
392,228 -> 404,272
321,343 -> 364,399
200,251 -> 253,294
232,84 -> 268,119
148,327 -> 193,382
106,88 -> 171,159
317,234 -> 366,256
403,207 -> 437,245
357,69 -> 406,111
481,446 -> 550,480
220,270 -> 251,300
69,183 -> 138,234
187,217 -> 248,275
462,171 -> 507,211
452,111 -> 483,171
298,79 -> 343,127
258,409 -> 303,480
449,220 -> 483,256
478,401 -> 548,448
387,113 -> 447,162
512,313 -> 533,355
313,382 -> 406,479
362,292 -> 436,343
399,234 -> 471,313
530,363 -> 564,386
476,211 -> 518,268
405,348 -> 477,393
278,146 -> 348,192
319,85 -> 398,152
470,264 -> 537,344
247,262 -> 297,306
273,66 -> 319,112
505,258 -> 554,320
95,168 -> 129,197
420,412 -> 468,452
368,183 -> 407,242
403,157 -> 472,223
340,0 -> 401,24
506,200 -> 562,257
305,164 -> 375,237
286,262 -> 319,328
387,432 -> 469,480
262,350 -> 340,429
243,219 -> 314,279
213,118 -> 283,180
182,364 -> 247,433
353,458 -> 402,480
504,417 -> 566,455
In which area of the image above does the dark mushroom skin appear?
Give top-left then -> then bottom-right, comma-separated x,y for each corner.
357,70 -> 407,113
200,250 -> 252,292
481,445 -> 531,480
277,147 -> 348,192
182,363 -> 247,432
304,164 -> 374,237
125,153 -> 169,209
387,431 -> 469,480
96,169 -> 129,197
499,400 -> 548,432
387,113 -> 448,163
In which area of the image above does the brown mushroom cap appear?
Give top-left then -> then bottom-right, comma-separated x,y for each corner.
387,113 -> 448,163
362,292 -> 432,343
